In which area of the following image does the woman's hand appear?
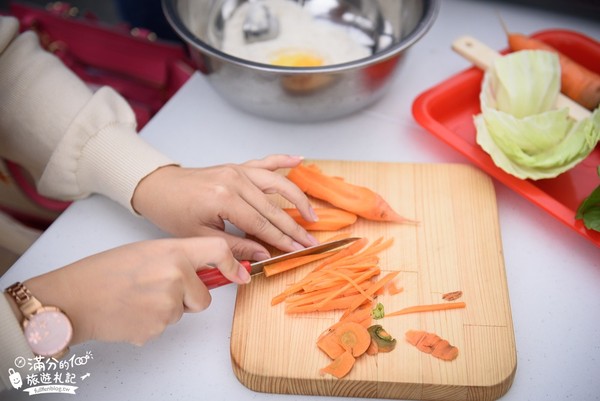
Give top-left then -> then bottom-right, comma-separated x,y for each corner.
131,154 -> 319,261
21,237 -> 249,346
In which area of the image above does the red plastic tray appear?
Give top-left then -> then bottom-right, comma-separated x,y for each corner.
412,29 -> 600,247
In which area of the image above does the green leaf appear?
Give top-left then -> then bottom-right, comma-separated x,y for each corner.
576,169 -> 600,232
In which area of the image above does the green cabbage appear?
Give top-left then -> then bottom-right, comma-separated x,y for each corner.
475,50 -> 600,180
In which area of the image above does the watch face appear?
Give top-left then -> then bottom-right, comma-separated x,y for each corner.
23,307 -> 73,357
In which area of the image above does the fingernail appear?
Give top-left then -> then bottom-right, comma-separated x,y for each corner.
309,205 -> 319,222
292,241 -> 304,251
252,251 -> 271,261
237,264 -> 251,284
306,233 -> 319,246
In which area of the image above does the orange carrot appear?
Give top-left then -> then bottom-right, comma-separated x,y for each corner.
284,207 -> 358,231
286,294 -> 369,313
332,322 -> 371,357
262,249 -> 339,277
405,330 -> 459,361
319,350 -> 355,379
287,164 -> 417,224
313,237 -> 369,271
342,271 -> 400,318
385,302 -> 466,317
317,329 -> 346,359
272,237 -> 395,319
507,32 -> 600,110
366,340 -> 379,356
387,280 -> 404,296
338,305 -> 373,326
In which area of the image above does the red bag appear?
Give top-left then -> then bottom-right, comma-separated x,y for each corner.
1,2 -> 195,229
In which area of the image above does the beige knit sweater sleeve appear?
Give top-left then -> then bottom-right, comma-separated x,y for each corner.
0,16 -> 175,392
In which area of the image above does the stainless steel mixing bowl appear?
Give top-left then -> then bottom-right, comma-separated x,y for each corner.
163,0 -> 440,122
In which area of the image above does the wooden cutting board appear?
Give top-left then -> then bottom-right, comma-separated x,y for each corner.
230,160 -> 516,401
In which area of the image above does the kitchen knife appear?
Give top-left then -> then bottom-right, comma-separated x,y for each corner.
198,237 -> 360,289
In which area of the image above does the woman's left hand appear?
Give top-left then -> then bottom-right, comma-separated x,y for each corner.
131,154 -> 319,261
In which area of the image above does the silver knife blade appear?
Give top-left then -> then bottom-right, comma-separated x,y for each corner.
249,237 -> 360,275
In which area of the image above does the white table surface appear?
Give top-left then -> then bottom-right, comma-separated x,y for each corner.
2,1 -> 599,400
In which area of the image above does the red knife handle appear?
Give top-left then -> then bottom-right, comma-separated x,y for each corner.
197,260 -> 252,290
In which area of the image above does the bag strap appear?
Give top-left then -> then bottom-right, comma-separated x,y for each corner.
11,2 -> 193,88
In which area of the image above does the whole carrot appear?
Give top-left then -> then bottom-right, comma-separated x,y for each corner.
508,32 -> 600,110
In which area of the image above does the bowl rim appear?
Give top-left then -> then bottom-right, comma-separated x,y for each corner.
162,0 -> 441,73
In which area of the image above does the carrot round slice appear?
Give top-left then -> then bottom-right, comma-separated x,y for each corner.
333,321 -> 371,357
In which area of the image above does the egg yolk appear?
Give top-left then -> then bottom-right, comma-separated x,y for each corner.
269,49 -> 324,67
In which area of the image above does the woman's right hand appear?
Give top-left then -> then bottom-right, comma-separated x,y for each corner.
19,237 -> 249,346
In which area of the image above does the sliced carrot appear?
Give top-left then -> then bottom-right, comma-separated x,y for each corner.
315,269 -> 378,308
319,350 -> 355,379
324,305 -> 373,332
285,294 -> 369,314
366,340 -> 379,356
287,164 -> 417,224
387,280 -> 404,295
317,329 -> 346,359
506,32 -> 600,110
339,304 -> 372,325
405,330 -> 459,361
341,271 -> 400,318
281,268 -> 383,314
313,237 -> 369,271
332,322 -> 371,357
385,302 -> 466,318
262,249 -> 339,277
351,237 -> 394,259
284,207 -> 358,231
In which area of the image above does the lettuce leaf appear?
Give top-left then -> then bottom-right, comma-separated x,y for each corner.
474,50 -> 600,180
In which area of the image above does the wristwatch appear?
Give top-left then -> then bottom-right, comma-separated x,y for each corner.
5,282 -> 73,358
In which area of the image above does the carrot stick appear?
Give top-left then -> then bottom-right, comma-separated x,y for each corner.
286,273 -> 378,311
286,294 -> 369,313
506,32 -> 600,110
284,207 -> 358,231
301,268 -> 380,293
262,249 -> 339,277
314,269 -> 381,309
342,271 -> 400,318
339,305 -> 373,325
313,237 -> 369,271
386,302 -> 466,317
287,164 -> 417,224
